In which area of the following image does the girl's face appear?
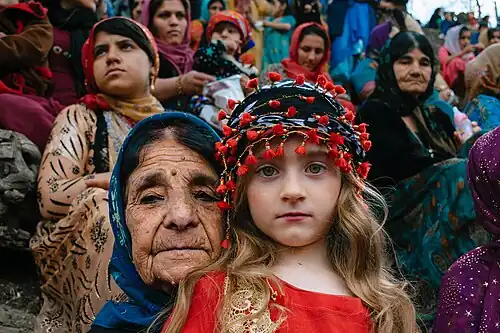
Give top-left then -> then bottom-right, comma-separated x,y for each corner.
153,0 -> 188,45
131,0 -> 144,21
459,30 -> 472,50
208,0 -> 224,18
490,30 -> 500,44
297,34 -> 325,72
271,0 -> 285,17
246,136 -> 341,248
393,48 -> 432,97
211,22 -> 242,56
93,31 -> 154,99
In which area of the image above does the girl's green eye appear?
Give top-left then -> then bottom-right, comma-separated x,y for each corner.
258,166 -> 278,177
305,163 -> 326,174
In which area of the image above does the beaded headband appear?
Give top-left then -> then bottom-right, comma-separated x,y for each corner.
215,73 -> 372,248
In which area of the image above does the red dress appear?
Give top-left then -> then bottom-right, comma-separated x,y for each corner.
162,272 -> 372,333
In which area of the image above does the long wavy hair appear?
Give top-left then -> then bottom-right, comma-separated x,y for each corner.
160,164 -> 418,333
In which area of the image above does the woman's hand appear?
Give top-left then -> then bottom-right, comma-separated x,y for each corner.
181,71 -> 216,96
85,172 -> 112,190
461,45 -> 476,55
453,121 -> 481,144
471,121 -> 481,134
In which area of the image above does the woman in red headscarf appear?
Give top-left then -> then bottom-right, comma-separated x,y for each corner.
30,17 -> 163,333
260,22 -> 354,111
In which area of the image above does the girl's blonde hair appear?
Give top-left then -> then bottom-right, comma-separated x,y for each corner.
161,171 -> 418,333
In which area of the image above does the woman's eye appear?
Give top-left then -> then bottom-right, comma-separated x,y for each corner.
194,190 -> 218,202
121,43 -> 133,50
176,13 -> 185,19
258,166 -> 278,177
305,163 -> 326,175
140,194 -> 163,204
94,48 -> 106,58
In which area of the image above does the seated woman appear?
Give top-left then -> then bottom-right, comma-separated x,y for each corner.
260,22 -> 354,112
89,112 -> 223,333
30,17 -> 164,333
356,31 -> 487,328
464,43 -> 500,131
191,0 -> 226,50
439,25 -> 482,97
141,0 -> 216,110
434,126 -> 500,332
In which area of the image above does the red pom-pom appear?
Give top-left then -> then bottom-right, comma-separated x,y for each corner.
344,111 -> 355,122
227,99 -> 237,110
227,156 -> 237,165
295,144 -> 306,155
328,148 -> 340,160
245,153 -> 258,165
357,123 -> 368,133
216,184 -> 227,194
227,138 -> 238,148
307,129 -> 320,144
268,72 -> 282,82
324,82 -> 335,91
221,238 -> 231,249
216,142 -> 228,155
240,112 -> 253,126
360,133 -> 370,141
335,157 -> 348,171
306,96 -> 315,104
218,110 -> 227,121
343,152 -> 352,162
318,115 -> 329,126
246,78 -> 259,89
275,144 -> 284,157
237,164 -> 249,176
329,133 -> 345,145
215,151 -> 222,161
296,74 -> 305,85
268,100 -> 281,109
217,201 -> 231,210
335,85 -> 347,95
272,123 -> 285,135
226,179 -> 236,191
362,140 -> 372,151
223,125 -> 233,137
246,130 -> 259,141
317,75 -> 327,87
356,162 -> 371,179
286,106 -> 297,117
262,146 -> 276,160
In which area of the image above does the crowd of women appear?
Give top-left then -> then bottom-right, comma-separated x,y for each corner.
0,0 -> 499,332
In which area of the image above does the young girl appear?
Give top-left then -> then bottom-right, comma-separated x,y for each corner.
161,74 -> 417,333
262,0 -> 295,72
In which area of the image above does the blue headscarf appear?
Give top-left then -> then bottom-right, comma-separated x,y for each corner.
92,112 -> 221,330
199,0 -> 226,22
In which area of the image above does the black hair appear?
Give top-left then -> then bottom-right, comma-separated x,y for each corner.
120,119 -> 221,197
94,18 -> 155,64
276,0 -> 292,17
459,25 -> 470,37
298,24 -> 329,49
207,0 -> 226,10
148,0 -> 189,34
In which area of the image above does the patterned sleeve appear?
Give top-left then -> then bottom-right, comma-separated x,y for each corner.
193,41 -> 225,77
37,104 -> 97,220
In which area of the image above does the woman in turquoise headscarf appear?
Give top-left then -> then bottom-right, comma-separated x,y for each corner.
89,112 -> 223,333
356,31 -> 488,330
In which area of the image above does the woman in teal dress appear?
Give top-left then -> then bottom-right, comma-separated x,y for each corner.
355,31 -> 488,329
261,0 -> 295,72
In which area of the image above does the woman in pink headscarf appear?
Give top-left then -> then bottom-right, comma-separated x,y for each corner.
141,0 -> 216,110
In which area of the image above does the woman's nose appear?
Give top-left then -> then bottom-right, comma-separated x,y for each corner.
162,197 -> 198,231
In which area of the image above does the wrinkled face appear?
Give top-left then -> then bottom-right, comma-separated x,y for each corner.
393,48 -> 432,97
247,136 -> 341,248
93,31 -> 153,99
153,0 -> 187,45
208,0 -> 224,18
459,30 -> 472,50
131,0 -> 144,21
126,139 -> 223,288
211,22 -> 242,56
297,34 -> 325,73
490,31 -> 500,44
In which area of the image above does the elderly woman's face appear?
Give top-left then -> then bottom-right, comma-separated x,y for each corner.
125,138 -> 222,288
153,0 -> 188,45
93,31 -> 154,99
393,48 -> 432,97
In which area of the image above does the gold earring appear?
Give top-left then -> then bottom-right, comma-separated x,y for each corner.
150,77 -> 156,92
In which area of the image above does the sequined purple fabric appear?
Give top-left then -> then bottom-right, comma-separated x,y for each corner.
434,126 -> 500,332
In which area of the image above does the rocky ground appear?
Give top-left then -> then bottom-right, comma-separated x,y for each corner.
0,248 -> 40,333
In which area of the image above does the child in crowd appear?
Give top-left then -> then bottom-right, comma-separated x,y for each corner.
262,0 -> 295,72
161,75 -> 418,333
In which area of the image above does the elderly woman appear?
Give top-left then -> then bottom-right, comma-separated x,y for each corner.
434,126 -> 500,332
88,112 -> 223,333
355,31 -> 487,328
464,43 -> 500,132
141,0 -> 216,110
30,17 -> 164,333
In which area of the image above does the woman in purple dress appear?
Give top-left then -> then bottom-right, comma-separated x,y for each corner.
434,125 -> 500,332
